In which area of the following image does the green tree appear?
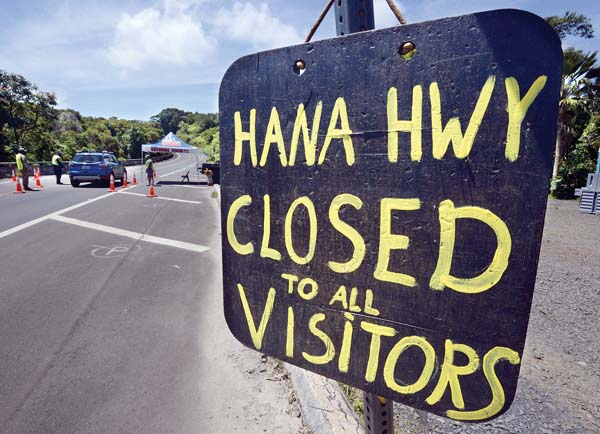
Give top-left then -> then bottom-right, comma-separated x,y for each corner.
59,130 -> 86,159
0,70 -> 57,159
55,109 -> 83,135
554,140 -> 598,198
84,121 -> 113,151
140,122 -> 162,144
151,108 -> 187,135
546,11 -> 594,40
123,124 -> 147,159
198,126 -> 220,161
580,112 -> 600,157
553,49 -> 599,178
559,65 -> 600,194
545,12 -> 596,180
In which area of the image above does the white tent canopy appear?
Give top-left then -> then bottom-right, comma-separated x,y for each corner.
141,132 -> 198,155
141,132 -> 199,183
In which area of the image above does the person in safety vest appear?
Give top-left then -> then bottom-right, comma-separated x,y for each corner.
16,147 -> 33,191
145,156 -> 155,186
52,150 -> 64,184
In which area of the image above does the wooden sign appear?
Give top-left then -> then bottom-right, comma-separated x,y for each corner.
219,9 -> 562,421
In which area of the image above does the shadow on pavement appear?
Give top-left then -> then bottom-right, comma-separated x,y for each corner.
70,182 -> 129,189
156,181 -> 208,186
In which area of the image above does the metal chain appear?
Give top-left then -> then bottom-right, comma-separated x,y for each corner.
305,0 -> 407,43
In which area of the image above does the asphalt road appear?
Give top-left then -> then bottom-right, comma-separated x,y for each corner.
0,154 -> 305,434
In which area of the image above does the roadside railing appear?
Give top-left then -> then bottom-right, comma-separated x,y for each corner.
0,154 -> 174,179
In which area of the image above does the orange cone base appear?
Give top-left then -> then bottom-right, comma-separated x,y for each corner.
35,178 -> 43,188
123,178 -> 128,188
147,185 -> 157,198
132,174 -> 137,185
14,183 -> 25,194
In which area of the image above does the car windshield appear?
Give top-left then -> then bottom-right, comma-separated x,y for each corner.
73,155 -> 103,163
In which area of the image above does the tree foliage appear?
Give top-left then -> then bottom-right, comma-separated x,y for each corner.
151,107 -> 187,135
545,12 -> 599,198
0,70 -> 57,160
0,69 -> 216,165
546,11 -> 594,40
177,118 -> 220,161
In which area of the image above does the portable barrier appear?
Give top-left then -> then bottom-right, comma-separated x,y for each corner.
578,173 -> 600,214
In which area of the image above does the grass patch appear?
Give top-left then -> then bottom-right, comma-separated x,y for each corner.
338,382 -> 364,420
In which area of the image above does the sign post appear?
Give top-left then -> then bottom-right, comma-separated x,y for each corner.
333,1 -> 395,432
220,7 -> 562,427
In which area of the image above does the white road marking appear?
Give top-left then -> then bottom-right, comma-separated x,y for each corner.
159,184 -> 205,189
0,154 -> 204,241
91,244 -> 141,258
50,215 -> 209,253
0,192 -> 116,240
159,162 -> 199,178
118,190 -> 202,204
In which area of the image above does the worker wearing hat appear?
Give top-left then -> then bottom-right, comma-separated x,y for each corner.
145,155 -> 155,186
15,147 -> 33,191
52,150 -> 64,184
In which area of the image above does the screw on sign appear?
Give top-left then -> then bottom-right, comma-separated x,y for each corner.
219,9 -> 562,422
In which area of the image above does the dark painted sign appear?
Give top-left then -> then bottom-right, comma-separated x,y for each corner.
219,9 -> 562,421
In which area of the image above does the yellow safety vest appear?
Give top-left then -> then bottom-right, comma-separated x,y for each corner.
52,154 -> 62,165
16,153 -> 25,171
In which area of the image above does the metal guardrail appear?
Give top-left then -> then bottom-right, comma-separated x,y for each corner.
0,154 -> 174,179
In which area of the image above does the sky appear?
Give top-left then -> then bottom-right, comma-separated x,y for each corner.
1,0 -> 598,121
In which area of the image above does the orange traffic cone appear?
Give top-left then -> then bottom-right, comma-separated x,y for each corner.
35,168 -> 43,188
11,168 -> 16,182
122,172 -> 128,188
14,177 -> 25,194
147,184 -> 157,198
107,173 -> 116,192
132,172 -> 137,185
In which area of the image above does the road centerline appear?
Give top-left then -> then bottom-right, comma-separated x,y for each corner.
159,163 -> 200,178
49,215 -> 209,253
0,191 -> 116,241
118,190 -> 203,204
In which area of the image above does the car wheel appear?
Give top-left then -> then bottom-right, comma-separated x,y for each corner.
71,179 -> 80,187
